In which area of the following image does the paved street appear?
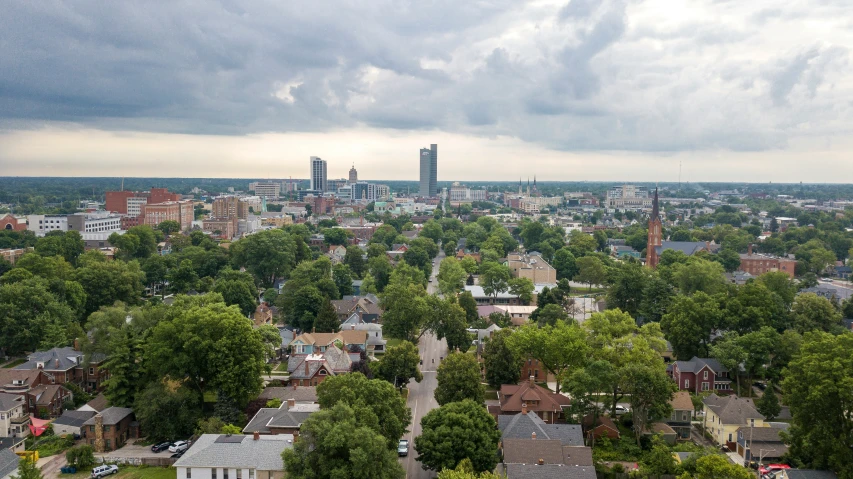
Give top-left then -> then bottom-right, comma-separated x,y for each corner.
400,250 -> 447,479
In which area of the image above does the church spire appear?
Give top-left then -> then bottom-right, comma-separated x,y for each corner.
651,187 -> 660,220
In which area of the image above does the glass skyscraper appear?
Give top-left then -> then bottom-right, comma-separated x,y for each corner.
419,144 -> 437,197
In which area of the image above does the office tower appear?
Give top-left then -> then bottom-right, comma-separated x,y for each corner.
419,144 -> 437,197
310,156 -> 327,192
349,164 -> 358,184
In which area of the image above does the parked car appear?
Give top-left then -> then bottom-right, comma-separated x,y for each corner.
169,440 -> 189,453
151,442 -> 172,453
754,382 -> 767,391
397,439 -> 409,457
759,464 -> 790,475
170,451 -> 186,459
91,465 -> 118,478
614,405 -> 630,415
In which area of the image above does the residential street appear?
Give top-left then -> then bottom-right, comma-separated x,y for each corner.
400,250 -> 447,479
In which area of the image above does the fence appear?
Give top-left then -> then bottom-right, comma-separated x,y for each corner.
97,457 -> 177,467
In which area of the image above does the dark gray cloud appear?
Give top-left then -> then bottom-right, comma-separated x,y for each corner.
0,0 -> 851,153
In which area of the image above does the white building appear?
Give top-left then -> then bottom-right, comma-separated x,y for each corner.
448,183 -> 487,203
606,185 -> 652,209
0,393 -> 28,439
173,433 -> 292,479
248,183 -> 281,199
127,196 -> 148,217
310,157 -> 327,192
27,215 -> 69,236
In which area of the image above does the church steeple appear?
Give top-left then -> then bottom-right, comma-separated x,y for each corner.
651,187 -> 659,220
646,187 -> 663,269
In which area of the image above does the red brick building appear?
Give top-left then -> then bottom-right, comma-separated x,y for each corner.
141,201 -> 194,231
738,245 -> 796,279
671,357 -> 732,394
0,215 -> 27,231
646,188 -> 663,268
105,188 -> 181,214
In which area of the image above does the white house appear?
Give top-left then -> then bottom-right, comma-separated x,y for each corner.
0,393 -> 28,439
173,433 -> 292,479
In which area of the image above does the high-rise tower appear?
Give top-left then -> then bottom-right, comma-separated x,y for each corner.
419,144 -> 437,197
349,164 -> 358,184
646,187 -> 662,268
310,156 -> 327,192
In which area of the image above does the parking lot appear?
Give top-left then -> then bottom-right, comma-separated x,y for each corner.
97,441 -> 178,460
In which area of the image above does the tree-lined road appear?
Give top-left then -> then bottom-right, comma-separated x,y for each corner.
401,251 -> 447,479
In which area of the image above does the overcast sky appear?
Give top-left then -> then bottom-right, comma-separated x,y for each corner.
1,0 -> 852,182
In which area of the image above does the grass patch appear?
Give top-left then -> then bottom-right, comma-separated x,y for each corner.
386,338 -> 404,348
274,362 -> 289,372
483,389 -> 498,401
64,466 -> 177,479
28,434 -> 74,457
400,388 -> 409,400
2,358 -> 26,368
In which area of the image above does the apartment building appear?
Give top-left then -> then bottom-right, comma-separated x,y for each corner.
507,252 -> 557,284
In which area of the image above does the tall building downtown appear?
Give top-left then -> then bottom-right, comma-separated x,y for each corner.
419,144 -> 437,197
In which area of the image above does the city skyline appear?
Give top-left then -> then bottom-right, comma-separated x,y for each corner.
2,1 -> 853,182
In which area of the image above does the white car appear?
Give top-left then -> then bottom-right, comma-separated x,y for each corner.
91,465 -> 118,478
614,405 -> 630,415
169,440 -> 189,453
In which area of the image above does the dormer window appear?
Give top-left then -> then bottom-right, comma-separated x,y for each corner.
36,362 -> 44,369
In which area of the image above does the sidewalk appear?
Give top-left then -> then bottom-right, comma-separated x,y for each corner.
39,454 -> 67,479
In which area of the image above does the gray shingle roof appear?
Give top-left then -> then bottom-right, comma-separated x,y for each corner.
14,347 -> 83,371
82,407 -> 133,426
243,402 -> 319,433
785,471 -> 838,479
0,449 -> 20,479
0,393 -> 23,412
702,394 -> 763,424
674,357 -> 727,375
259,387 -> 317,403
655,241 -> 709,256
173,434 -> 293,470
498,413 -> 583,447
54,410 -> 97,428
505,464 -> 596,479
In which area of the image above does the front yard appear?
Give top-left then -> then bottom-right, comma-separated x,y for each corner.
62,466 -> 176,479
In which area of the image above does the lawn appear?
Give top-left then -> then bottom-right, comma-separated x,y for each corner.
385,338 -> 404,348
483,388 -> 498,401
1,358 -> 26,368
274,362 -> 289,372
64,466 -> 176,479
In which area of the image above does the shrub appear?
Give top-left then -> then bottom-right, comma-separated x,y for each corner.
66,445 -> 96,469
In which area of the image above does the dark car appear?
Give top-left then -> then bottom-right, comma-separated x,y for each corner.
151,442 -> 172,453
754,382 -> 767,391
170,451 -> 186,459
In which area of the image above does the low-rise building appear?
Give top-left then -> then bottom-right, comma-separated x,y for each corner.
243,398 -> 319,436
0,393 -> 29,439
507,253 -> 557,284
82,407 -> 138,452
52,410 -> 96,437
14,346 -> 108,392
666,391 -> 694,440
738,245 -> 796,278
702,394 -> 767,449
496,377 -> 571,424
174,433 -> 292,479
671,357 -> 732,394
0,449 -> 20,479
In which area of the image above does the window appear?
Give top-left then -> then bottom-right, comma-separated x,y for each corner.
104,425 -> 110,432
685,379 -> 689,389
223,469 -> 229,479
186,469 -> 192,479
728,433 -> 732,442
703,370 -> 708,380
249,470 -> 254,479
89,368 -> 95,375
105,439 -> 111,449
236,470 -> 241,479
701,382 -> 709,391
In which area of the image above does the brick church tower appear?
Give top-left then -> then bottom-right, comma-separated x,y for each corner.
646,188 -> 662,268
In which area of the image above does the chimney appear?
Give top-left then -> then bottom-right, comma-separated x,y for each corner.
73,338 -> 80,351
537,459 -> 544,465
747,243 -> 753,255
522,403 -> 528,415
253,431 -> 260,441
531,432 -> 536,440
293,430 -> 299,442
287,399 -> 295,409
529,376 -> 535,386
55,359 -> 59,368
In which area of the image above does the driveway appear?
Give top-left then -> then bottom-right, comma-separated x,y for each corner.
97,442 -> 170,460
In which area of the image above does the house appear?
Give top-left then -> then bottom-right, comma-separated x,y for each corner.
501,438 -> 593,466
835,265 -> 852,280
341,321 -> 386,356
289,330 -> 368,355
666,391 -> 694,440
736,426 -> 788,463
671,357 -> 732,394
654,241 -> 718,259
497,377 -> 571,423
464,284 -> 551,306
14,346 -> 108,392
779,471 -> 837,479
519,359 -> 557,385
243,398 -> 319,436
643,422 -> 677,445
469,324 -> 502,355
28,384 -> 72,418
497,409 -> 584,446
581,415 -> 620,442
0,393 -> 28,439
52,410 -> 97,436
326,245 -> 347,264
505,464 -> 596,479
174,433 -> 293,479
286,345 -> 355,387
332,295 -> 383,323
253,303 -> 273,326
702,394 -> 767,449
612,245 -> 641,259
0,370 -> 60,417
258,386 -> 317,404
0,448 -> 20,479
82,407 -> 138,452
800,285 -> 853,302
77,393 -> 108,413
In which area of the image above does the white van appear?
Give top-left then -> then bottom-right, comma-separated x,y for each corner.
91,465 -> 118,478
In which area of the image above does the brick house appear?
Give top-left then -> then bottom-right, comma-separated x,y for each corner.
82,407 -> 138,452
0,370 -> 72,419
496,377 -> 571,424
286,345 -> 357,387
14,346 -> 108,393
671,357 -> 732,394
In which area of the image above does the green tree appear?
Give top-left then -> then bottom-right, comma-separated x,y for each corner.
65,445 -> 96,469
661,292 -> 724,359
133,382 -> 202,442
230,229 -> 296,287
755,383 -> 781,420
168,259 -> 199,294
323,227 -> 353,246
437,257 -> 466,295
567,230 -> 597,257
479,262 -> 511,302
552,247 -> 578,280
641,436 -> 677,475
35,231 -> 85,265
333,263 -> 354,297
782,332 -> 853,473
10,457 -> 43,479
574,255 -> 606,291
709,332 -> 747,394
344,245 -> 366,278
145,294 -> 266,406
639,275 -> 675,323
506,321 -> 589,394
790,292 -> 842,333
683,454 -> 754,479
605,261 -> 649,317
282,402 -> 404,479
564,360 -> 616,428
429,296 -> 471,353
372,340 -> 423,387
156,220 -> 181,236
437,462 -> 502,479
623,363 -> 675,445
458,291 -> 479,325
435,352 -> 484,405
0,277 -> 75,354
536,303 -> 569,327
507,277 -> 535,305
314,297 -> 340,333
714,248 -> 742,272
415,399 -> 501,473
380,280 -> 430,342
212,269 -> 257,316
420,220 -> 444,243
483,329 -> 522,389
671,258 -> 727,295
316,373 -> 411,446
74,259 -> 145,316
